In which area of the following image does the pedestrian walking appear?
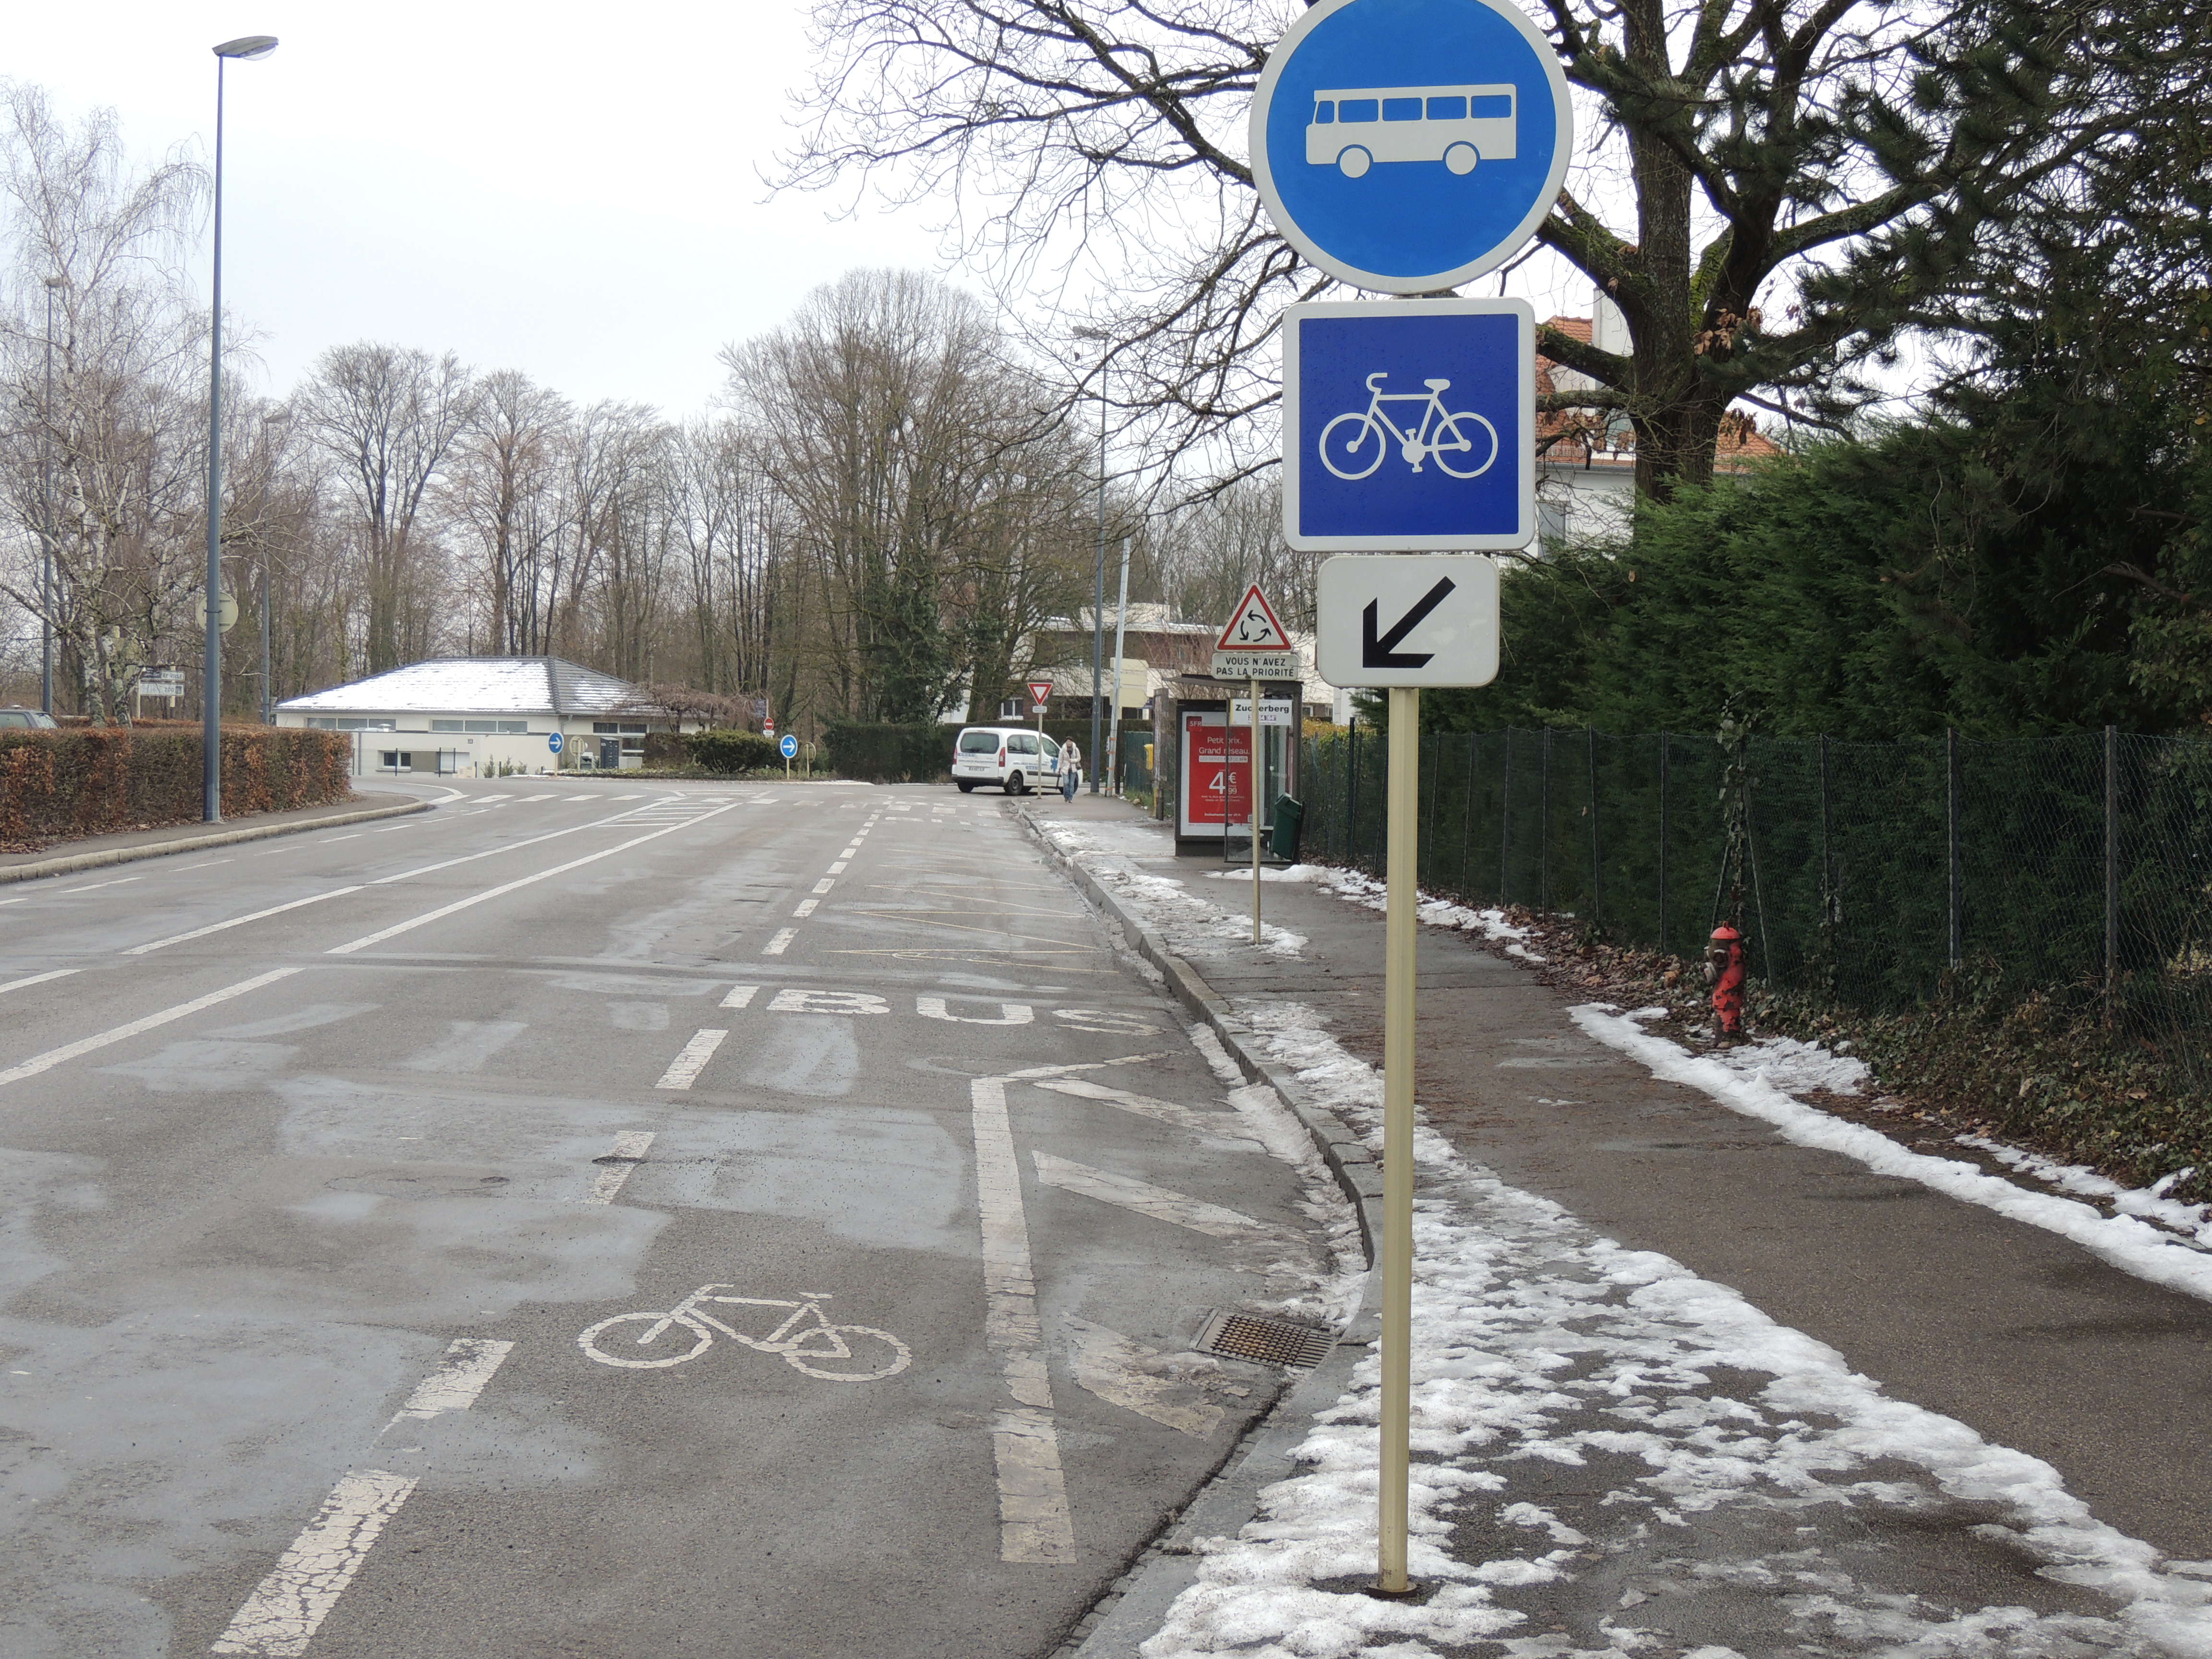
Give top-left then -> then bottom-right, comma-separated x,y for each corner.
1060,741 -> 1082,800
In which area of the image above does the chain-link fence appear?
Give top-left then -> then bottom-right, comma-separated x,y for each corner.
1299,725 -> 2212,1083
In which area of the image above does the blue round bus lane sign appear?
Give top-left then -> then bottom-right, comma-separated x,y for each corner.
547,732 -> 564,754
780,733 -> 799,760
1249,0 -> 1573,293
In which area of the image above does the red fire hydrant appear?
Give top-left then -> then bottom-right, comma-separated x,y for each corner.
1705,923 -> 1747,1042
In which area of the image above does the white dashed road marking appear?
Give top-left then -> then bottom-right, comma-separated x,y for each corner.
587,1132 -> 656,1203
719,985 -> 759,1009
654,1029 -> 728,1090
213,1339 -> 513,1657
762,928 -> 796,955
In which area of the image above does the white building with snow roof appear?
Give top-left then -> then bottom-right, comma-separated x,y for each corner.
274,657 -> 697,777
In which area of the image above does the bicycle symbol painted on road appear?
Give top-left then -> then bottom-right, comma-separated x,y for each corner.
1320,372 -> 1499,481
578,1286 -> 913,1382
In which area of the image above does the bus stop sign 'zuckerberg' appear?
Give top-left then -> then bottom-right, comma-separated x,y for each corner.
1250,0 -> 1573,292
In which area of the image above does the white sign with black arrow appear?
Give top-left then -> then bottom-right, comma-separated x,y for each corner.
1313,554 -> 1499,688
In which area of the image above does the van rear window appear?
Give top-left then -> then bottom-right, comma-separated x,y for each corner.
958,731 -> 1000,753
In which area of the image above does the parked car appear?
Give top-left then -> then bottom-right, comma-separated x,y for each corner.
0,706 -> 58,730
950,725 -> 1070,794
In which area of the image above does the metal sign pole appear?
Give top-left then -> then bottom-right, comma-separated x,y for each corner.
1251,676 -> 1263,943
1379,682 -> 1420,1595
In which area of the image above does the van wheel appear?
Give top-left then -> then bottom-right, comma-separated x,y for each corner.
1006,772 -> 1026,795
957,781 -> 976,793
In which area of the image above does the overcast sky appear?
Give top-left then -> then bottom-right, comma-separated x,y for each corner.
9,0 -> 953,414
8,1 -> 1636,425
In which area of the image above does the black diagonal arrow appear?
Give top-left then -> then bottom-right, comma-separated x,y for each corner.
1361,577 -> 1457,668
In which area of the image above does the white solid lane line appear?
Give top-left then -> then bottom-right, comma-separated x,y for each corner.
587,1131 -> 656,1203
0,970 -> 78,997
762,928 -> 796,955
0,967 -> 302,1091
970,1075 -> 1075,1565
123,889 -> 366,957
122,806 -> 662,957
325,802 -> 742,956
210,1469 -> 419,1657
654,1030 -> 727,1090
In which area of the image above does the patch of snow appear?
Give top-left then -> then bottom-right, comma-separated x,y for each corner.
1296,864 -> 1550,963
1139,1005 -> 2212,1659
1572,1005 -> 2212,1302
1959,1138 -> 2212,1249
1037,821 -> 1308,959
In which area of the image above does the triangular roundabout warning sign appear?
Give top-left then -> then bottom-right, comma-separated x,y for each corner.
1211,583 -> 1299,680
1216,584 -> 1292,651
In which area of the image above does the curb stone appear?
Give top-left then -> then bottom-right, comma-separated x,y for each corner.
0,798 -> 431,885
1015,803 -> 1385,1659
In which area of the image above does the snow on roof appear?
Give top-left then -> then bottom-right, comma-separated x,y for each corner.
276,657 -> 652,716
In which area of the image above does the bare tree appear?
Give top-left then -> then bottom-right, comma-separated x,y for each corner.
779,0 -> 2160,499
0,83 -> 213,721
294,342 -> 475,672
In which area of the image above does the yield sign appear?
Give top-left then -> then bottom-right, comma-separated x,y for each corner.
1216,584 -> 1293,652
1027,679 -> 1055,705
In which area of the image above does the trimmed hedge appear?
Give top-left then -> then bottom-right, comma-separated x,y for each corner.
0,725 -> 352,851
683,728 -> 782,774
822,723 -> 953,783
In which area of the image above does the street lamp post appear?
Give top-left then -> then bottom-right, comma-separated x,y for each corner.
39,276 -> 60,717
1074,332 -> 1111,795
203,32 -> 277,823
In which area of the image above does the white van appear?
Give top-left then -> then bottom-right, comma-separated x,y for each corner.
951,725 -> 1070,794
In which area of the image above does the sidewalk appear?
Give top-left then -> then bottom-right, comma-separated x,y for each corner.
1021,791 -> 2212,1659
0,782 -> 433,884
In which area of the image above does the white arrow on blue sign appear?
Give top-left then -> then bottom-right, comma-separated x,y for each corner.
547,732 -> 564,753
780,733 -> 799,760
1249,0 -> 1573,293
1282,297 -> 1535,551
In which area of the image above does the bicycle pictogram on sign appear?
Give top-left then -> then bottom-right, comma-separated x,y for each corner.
1319,372 -> 1499,481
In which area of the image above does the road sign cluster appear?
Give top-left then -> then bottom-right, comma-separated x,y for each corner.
1246,0 -> 1571,1597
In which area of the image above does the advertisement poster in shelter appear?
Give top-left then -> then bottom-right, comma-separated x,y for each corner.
1178,710 -> 1253,837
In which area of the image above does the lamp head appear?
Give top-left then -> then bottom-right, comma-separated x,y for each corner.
213,36 -> 279,60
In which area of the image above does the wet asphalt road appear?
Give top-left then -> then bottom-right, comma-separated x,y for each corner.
0,779 -> 1332,1658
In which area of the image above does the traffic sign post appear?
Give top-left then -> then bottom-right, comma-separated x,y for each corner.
1213,584 -> 1295,943
1254,0 -> 1565,1591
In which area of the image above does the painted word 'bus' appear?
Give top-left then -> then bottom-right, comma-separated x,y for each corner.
1306,84 -> 1518,178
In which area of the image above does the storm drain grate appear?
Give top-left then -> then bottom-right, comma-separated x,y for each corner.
1193,1310 -> 1336,1370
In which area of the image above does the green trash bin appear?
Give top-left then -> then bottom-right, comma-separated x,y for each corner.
1270,794 -> 1305,862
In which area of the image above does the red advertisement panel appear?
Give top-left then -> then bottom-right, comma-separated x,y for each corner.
1180,712 -> 1253,834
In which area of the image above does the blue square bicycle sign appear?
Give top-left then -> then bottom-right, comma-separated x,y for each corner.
1281,297 -> 1535,551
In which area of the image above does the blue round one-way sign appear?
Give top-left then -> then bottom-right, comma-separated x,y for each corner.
1249,0 -> 1573,293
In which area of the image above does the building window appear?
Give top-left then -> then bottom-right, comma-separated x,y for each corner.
999,698 -> 1023,720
